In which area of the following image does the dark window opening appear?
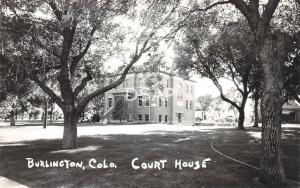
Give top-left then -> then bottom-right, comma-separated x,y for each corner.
138,96 -> 143,107
138,114 -> 142,121
108,98 -> 112,108
145,114 -> 149,121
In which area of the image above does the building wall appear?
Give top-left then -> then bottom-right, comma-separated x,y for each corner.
170,76 -> 195,125
282,100 -> 300,124
103,72 -> 195,125
296,111 -> 300,123
129,72 -> 172,123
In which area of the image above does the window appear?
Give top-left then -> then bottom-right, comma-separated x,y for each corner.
138,78 -> 143,87
178,83 -> 183,99
138,96 -> 143,107
159,97 -> 162,107
145,114 -> 149,121
138,114 -> 142,121
186,100 -> 188,110
190,101 -> 193,110
123,79 -> 128,88
145,96 -> 150,107
127,94 -> 133,100
191,86 -> 193,94
186,85 -> 189,93
165,98 -> 168,107
165,115 -> 168,122
159,115 -> 162,123
108,98 -> 112,108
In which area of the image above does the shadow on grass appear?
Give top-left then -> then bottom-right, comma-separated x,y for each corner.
0,127 -> 299,188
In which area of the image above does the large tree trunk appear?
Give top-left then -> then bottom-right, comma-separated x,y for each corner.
62,111 -> 78,149
237,95 -> 248,130
43,97 -> 48,129
253,96 -> 259,127
237,109 -> 245,130
259,33 -> 287,186
10,110 -> 15,126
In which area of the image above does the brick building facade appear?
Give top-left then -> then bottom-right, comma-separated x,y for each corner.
103,71 -> 195,125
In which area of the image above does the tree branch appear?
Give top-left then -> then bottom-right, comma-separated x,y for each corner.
228,65 -> 244,94
70,27 -> 97,76
31,35 -> 60,59
260,0 -> 280,29
30,63 -> 61,75
229,0 -> 250,17
48,1 -> 63,20
57,22 -> 77,103
193,40 -> 241,110
228,0 -> 257,31
73,67 -> 93,98
75,5 -> 168,113
76,51 -> 144,114
3,1 -> 21,21
29,74 -> 64,109
191,1 -> 231,12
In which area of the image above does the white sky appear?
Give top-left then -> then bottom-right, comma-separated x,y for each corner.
193,77 -> 234,98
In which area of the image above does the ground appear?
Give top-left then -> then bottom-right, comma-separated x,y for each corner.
0,121 -> 299,188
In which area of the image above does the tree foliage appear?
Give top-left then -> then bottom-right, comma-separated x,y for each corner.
196,94 -> 213,112
175,17 -> 258,129
0,0 -> 186,148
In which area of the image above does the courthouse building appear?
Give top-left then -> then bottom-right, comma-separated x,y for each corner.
282,100 -> 300,123
103,71 -> 195,125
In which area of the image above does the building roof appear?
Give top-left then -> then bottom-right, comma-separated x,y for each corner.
127,69 -> 196,83
107,66 -> 196,83
282,100 -> 300,111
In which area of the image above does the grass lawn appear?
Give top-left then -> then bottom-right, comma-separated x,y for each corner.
0,123 -> 299,188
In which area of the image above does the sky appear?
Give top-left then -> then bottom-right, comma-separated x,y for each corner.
193,77 -> 234,98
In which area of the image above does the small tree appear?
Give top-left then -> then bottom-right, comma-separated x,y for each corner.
196,94 -> 213,120
175,20 -> 257,129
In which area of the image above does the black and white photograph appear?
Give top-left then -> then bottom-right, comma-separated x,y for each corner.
0,0 -> 299,187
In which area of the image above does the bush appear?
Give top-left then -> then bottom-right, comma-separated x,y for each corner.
92,114 -> 100,122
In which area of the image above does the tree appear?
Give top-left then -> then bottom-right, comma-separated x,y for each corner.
248,60 -> 264,128
0,0 -> 183,149
188,0 -> 298,185
210,97 -> 225,120
0,55 -> 33,126
28,91 -> 49,128
283,40 -> 300,103
175,19 -> 256,129
48,98 -> 55,124
251,90 -> 260,128
0,84 -> 32,126
196,94 -> 213,119
226,1 -> 297,184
